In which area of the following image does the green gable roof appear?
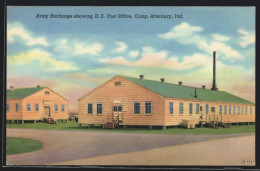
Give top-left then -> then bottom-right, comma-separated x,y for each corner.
121,75 -> 254,105
7,87 -> 45,99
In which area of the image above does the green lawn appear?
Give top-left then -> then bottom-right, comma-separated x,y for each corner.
6,120 -> 255,134
6,137 -> 43,155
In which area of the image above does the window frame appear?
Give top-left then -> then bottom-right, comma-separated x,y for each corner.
61,104 -> 65,112
118,106 -> 122,112
113,106 -> 118,112
55,104 -> 58,112
16,103 -> 19,112
145,102 -> 152,115
88,103 -> 93,114
229,105 -> 231,115
237,106 -> 240,115
97,103 -> 102,115
205,104 -> 209,114
224,105 -> 227,115
219,105 -> 222,115
250,107 -> 253,115
189,103 -> 193,115
245,106 -> 247,115
241,106 -> 244,115
27,103 -> 31,112
134,102 -> 140,114
179,102 -> 184,115
35,104 -> 39,112
169,102 -> 174,115
6,104 -> 9,112
196,103 -> 199,114
233,106 -> 236,115
114,81 -> 121,86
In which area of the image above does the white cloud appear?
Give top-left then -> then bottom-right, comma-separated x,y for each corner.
197,41 -> 243,61
158,22 -> 243,61
54,39 -> 103,56
237,29 -> 255,48
100,47 -> 213,70
129,50 -> 139,58
73,41 -> 103,56
7,23 -> 49,46
158,22 -> 203,39
8,49 -> 78,71
110,41 -> 128,53
211,34 -> 230,41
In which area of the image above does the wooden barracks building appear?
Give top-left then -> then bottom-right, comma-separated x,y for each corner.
6,86 -> 69,123
78,52 -> 255,129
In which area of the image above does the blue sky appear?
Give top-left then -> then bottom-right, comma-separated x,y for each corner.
7,7 -> 255,112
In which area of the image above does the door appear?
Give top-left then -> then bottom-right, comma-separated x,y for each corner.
43,106 -> 51,118
113,105 -> 123,123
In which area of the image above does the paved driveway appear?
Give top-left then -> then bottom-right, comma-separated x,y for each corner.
6,128 -> 254,165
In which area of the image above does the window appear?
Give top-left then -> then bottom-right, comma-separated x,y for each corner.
229,106 -> 231,115
245,106 -> 247,115
6,104 -> 9,111
196,103 -> 199,114
97,103 -> 102,114
145,102 -> 152,114
233,106 -> 236,115
118,106 -> 122,112
189,103 -> 193,115
16,103 -> 19,112
179,102 -> 183,115
88,103 -> 93,114
113,106 -> 117,112
250,107 -> 253,115
45,91 -> 50,95
224,105 -> 227,115
27,103 -> 31,112
35,104 -> 39,112
61,104 -> 65,112
219,105 -> 222,115
241,107 -> 244,114
114,81 -> 121,86
55,104 -> 58,112
134,102 -> 140,114
237,106 -> 240,115
169,102 -> 174,114
205,104 -> 209,114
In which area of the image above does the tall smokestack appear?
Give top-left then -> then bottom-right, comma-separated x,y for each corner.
211,51 -> 218,91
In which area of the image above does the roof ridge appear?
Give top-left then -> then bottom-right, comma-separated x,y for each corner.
120,75 -> 215,91
7,86 -> 46,90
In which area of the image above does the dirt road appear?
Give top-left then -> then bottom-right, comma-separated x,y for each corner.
6,128 -> 254,166
52,135 -> 254,166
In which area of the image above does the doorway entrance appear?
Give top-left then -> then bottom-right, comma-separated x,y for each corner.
113,105 -> 123,123
43,106 -> 51,119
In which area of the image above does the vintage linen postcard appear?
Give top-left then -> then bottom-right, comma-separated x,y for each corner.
5,6 -> 255,167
